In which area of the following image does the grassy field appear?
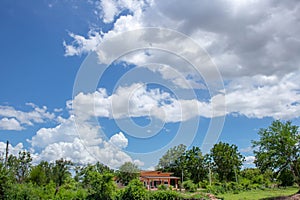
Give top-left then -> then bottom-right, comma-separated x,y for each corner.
217,187 -> 299,200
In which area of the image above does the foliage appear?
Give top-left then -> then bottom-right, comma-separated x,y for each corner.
278,168 -> 295,187
29,161 -> 51,186
116,162 -> 140,186
252,120 -> 300,187
156,144 -> 186,170
51,158 -> 72,195
0,163 -> 11,199
157,184 -> 167,190
85,171 -> 116,200
183,180 -> 197,192
210,142 -> 244,182
183,146 -> 208,183
120,178 -> 148,200
149,190 -> 182,200
7,151 -> 32,183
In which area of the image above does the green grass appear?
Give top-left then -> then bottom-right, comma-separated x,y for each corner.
218,187 -> 299,200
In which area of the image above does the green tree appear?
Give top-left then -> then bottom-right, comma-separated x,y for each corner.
121,179 -> 147,200
7,151 -> 32,183
278,168 -> 295,187
252,120 -> 300,187
75,162 -> 112,186
51,158 -> 72,196
210,142 -> 244,182
156,144 -> 186,171
85,171 -> 116,200
117,162 -> 140,186
0,162 -> 11,199
183,146 -> 207,183
29,161 -> 51,186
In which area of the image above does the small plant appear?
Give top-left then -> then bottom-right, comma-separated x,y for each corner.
183,180 -> 197,192
158,184 -> 167,190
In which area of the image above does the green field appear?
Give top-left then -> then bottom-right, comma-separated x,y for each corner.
217,187 -> 299,200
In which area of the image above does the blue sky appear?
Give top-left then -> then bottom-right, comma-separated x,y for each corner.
1,0 -> 300,169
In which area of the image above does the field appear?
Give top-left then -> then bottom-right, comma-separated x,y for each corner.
217,187 -> 299,200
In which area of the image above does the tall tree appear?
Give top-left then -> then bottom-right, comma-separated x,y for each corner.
29,161 -> 51,186
7,151 -> 32,183
86,171 -> 116,200
0,162 -> 11,199
52,158 -> 72,195
117,162 -> 140,186
210,142 -> 244,182
252,120 -> 300,188
183,146 -> 208,183
156,144 -> 186,171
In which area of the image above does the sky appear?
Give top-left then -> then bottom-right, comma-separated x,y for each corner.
1,0 -> 300,170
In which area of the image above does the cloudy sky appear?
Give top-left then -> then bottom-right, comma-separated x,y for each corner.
1,0 -> 300,169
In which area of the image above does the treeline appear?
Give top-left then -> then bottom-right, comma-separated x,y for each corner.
0,120 -> 299,199
156,120 -> 300,194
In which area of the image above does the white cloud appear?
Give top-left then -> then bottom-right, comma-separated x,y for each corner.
109,132 -> 128,148
29,116 -> 142,168
0,118 -> 23,131
244,156 -> 255,165
0,104 -> 55,129
69,83 -> 212,123
99,0 -> 119,23
64,30 -> 102,56
0,142 -> 24,157
222,72 -> 300,119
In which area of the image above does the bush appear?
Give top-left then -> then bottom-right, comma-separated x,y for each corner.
206,185 -> 226,195
199,180 -> 209,189
183,180 -> 197,192
120,179 -> 148,200
149,190 -> 182,200
158,184 -> 167,190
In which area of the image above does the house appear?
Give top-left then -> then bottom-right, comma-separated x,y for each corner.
140,171 -> 180,190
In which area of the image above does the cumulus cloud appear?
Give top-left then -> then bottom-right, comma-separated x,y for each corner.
69,83 -> 212,123
109,132 -> 128,148
65,0 -> 300,78
0,118 -> 24,131
39,0 -> 300,168
0,104 -> 55,129
0,142 -> 24,157
29,115 -> 142,168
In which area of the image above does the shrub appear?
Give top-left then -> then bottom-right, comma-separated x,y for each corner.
158,184 -> 167,190
149,190 -> 182,200
121,179 -> 148,200
183,180 -> 197,192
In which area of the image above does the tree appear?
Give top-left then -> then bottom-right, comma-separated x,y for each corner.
121,179 -> 147,200
77,162 -> 113,188
252,120 -> 300,188
29,161 -> 51,186
210,142 -> 244,182
7,151 -> 32,183
117,162 -> 140,186
0,162 -> 11,199
51,158 -> 72,195
156,144 -> 186,171
86,171 -> 116,200
183,146 -> 208,183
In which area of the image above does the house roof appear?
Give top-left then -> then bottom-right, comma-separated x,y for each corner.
139,171 -> 179,179
141,176 -> 180,179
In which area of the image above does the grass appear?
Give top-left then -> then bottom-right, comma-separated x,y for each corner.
218,187 -> 299,200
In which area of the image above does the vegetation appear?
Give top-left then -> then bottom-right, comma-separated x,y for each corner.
0,120 -> 299,199
252,120 -> 300,188
219,186 -> 299,200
